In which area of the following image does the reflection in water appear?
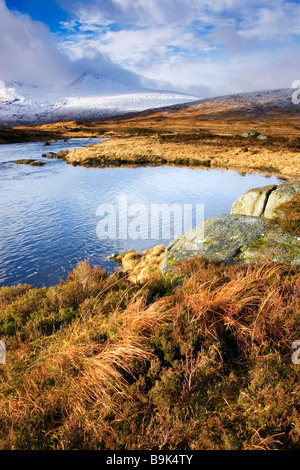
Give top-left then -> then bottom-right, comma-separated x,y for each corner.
0,139 -> 284,287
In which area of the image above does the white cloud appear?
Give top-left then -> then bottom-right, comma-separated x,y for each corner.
57,0 -> 208,25
0,0 -> 145,88
57,0 -> 291,29
239,3 -> 300,39
55,0 -> 300,95
0,0 -> 74,85
2,0 -> 300,98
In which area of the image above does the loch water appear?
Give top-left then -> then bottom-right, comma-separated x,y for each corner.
0,138 -> 284,287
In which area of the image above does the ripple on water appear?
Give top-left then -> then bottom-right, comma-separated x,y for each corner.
0,139 -> 284,287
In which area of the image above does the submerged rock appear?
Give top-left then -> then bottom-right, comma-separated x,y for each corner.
43,152 -> 57,158
13,159 -> 45,166
160,214 -> 300,273
107,252 -> 120,262
42,150 -> 68,159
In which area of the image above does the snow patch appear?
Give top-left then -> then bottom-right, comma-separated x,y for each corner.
0,72 -> 199,125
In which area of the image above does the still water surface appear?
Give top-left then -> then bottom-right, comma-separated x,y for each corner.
0,138 -> 283,287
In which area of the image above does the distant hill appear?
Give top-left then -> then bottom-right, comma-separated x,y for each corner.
133,88 -> 300,120
0,71 -> 199,126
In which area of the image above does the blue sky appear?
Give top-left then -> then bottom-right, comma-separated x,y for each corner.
5,0 -> 69,29
1,0 -> 300,97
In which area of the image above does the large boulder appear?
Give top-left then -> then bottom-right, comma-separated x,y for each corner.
231,181 -> 300,219
231,184 -> 277,217
264,182 -> 300,218
160,214 -> 300,273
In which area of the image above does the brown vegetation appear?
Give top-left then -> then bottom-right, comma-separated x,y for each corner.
1,93 -> 300,450
271,193 -> 300,236
63,132 -> 300,178
1,93 -> 300,178
0,254 -> 300,450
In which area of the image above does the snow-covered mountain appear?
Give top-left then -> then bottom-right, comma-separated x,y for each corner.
0,71 -> 199,126
184,88 -> 299,114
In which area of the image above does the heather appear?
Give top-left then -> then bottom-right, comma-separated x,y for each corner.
0,254 -> 299,450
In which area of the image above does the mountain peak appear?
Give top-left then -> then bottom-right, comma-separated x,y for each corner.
65,70 -> 134,97
0,72 -> 199,126
67,70 -> 102,87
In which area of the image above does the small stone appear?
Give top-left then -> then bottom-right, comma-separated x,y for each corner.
107,252 -> 120,262
242,130 -> 260,138
257,134 -> 268,140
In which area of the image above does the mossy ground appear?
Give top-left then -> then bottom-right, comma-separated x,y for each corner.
271,194 -> 300,237
0,253 -> 300,450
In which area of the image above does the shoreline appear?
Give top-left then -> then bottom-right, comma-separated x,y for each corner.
55,134 -> 299,180
1,108 -> 300,180
4,131 -> 298,180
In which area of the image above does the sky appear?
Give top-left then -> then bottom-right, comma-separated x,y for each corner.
1,0 -> 300,97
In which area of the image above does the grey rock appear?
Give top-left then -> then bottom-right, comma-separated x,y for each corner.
107,252 -> 120,262
160,214 -> 300,273
264,182 -> 300,218
242,130 -> 260,137
257,134 -> 268,140
44,152 -> 57,158
231,184 -> 277,217
231,181 -> 300,219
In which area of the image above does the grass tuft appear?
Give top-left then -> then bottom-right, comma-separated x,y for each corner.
0,254 -> 300,450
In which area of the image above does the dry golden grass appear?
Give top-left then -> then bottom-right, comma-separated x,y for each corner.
2,91 -> 300,178
63,133 -> 300,178
111,245 -> 166,283
1,92 -> 300,450
0,254 -> 300,450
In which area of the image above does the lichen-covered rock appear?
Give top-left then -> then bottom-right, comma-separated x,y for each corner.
160,214 -> 300,273
264,182 -> 300,218
231,181 -> 300,219
257,134 -> 269,140
43,152 -> 57,158
242,130 -> 260,137
231,184 -> 277,217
